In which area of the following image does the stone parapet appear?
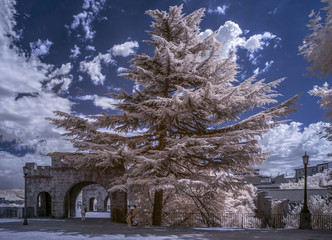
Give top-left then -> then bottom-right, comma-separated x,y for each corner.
25,162 -> 52,177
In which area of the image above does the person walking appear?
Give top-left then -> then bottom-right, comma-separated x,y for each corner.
126,205 -> 133,226
80,203 -> 87,221
131,205 -> 138,226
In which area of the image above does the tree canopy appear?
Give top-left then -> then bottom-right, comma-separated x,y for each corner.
48,5 -> 298,225
300,0 -> 332,155
299,0 -> 332,78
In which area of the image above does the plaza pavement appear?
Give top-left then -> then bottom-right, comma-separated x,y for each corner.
0,218 -> 331,240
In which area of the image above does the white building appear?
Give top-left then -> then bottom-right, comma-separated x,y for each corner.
295,161 -> 332,182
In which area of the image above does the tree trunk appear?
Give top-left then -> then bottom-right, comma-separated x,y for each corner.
152,189 -> 163,226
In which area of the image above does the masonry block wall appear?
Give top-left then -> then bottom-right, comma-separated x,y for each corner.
82,184 -> 109,211
24,157 -> 127,223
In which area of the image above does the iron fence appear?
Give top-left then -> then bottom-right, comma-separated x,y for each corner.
1,207 -> 331,230
164,212 -> 332,229
0,207 -> 23,218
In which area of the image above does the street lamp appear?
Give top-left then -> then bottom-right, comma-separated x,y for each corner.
299,152 -> 312,229
23,166 -> 28,225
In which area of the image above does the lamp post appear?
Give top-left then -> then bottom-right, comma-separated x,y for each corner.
23,166 -> 28,225
299,152 -> 312,229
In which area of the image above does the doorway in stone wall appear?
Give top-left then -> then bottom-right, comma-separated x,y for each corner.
64,181 -> 110,219
89,197 -> 96,211
37,191 -> 52,217
104,196 -> 111,211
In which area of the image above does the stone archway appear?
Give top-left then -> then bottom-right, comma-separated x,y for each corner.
104,196 -> 110,211
24,157 -> 127,222
65,181 -> 96,218
37,191 -> 52,217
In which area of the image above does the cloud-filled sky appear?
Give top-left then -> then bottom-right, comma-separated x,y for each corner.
0,0 -> 331,189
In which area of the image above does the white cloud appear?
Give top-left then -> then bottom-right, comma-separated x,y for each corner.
215,21 -> 245,58
112,41 -> 139,57
69,0 -> 106,41
76,94 -> 119,110
71,11 -> 87,29
30,39 -> 53,57
44,63 -> 73,94
0,44 -> 71,145
107,86 -> 121,92
79,52 -> 113,85
93,95 -> 120,110
83,0 -> 106,14
203,21 -> 279,62
0,136 -> 75,189
86,45 -> 96,51
117,67 -> 126,74
257,122 -> 332,176
71,11 -> 95,40
198,29 -> 213,39
244,32 -> 276,53
76,95 -> 95,101
269,8 -> 278,15
70,44 -> 81,59
207,5 -> 229,15
253,60 -> 274,75
264,60 -> 274,69
0,0 -> 74,189
244,32 -> 277,61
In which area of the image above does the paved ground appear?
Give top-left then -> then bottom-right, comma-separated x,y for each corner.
0,218 -> 331,240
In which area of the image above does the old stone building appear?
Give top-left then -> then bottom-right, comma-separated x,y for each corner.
24,156 -> 127,222
79,184 -> 109,212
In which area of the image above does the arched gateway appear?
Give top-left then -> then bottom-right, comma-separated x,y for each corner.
24,157 -> 127,222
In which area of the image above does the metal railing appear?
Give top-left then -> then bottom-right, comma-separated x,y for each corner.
0,207 -> 23,218
163,212 -> 332,229
1,207 -> 331,229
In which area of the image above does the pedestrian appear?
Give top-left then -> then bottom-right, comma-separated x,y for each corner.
131,205 -> 138,226
80,203 -> 86,221
126,205 -> 133,226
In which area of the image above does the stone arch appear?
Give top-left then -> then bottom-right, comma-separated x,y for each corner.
37,191 -> 52,217
64,181 -> 96,218
24,158 -> 128,222
104,195 -> 110,211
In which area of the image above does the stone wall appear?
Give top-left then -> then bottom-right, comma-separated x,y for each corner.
81,184 -> 109,212
24,157 -> 127,222
256,188 -> 330,227
265,189 -> 329,202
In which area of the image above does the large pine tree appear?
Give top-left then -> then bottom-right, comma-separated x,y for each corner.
300,0 -> 332,155
48,5 -> 298,225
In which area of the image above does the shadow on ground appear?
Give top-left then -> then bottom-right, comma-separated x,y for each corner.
0,218 -> 331,240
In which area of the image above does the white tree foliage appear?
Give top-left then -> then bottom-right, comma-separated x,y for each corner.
284,195 -> 332,229
299,0 -> 332,78
309,83 -> 332,145
300,0 -> 332,152
280,169 -> 332,189
281,170 -> 332,229
130,177 -> 257,226
47,5 -> 298,223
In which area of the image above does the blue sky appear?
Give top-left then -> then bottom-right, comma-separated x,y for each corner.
0,0 -> 331,189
